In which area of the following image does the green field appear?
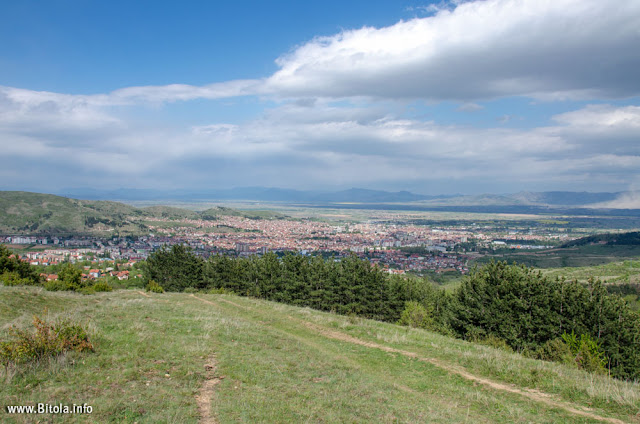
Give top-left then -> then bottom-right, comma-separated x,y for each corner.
1,286 -> 638,423
541,259 -> 640,284
476,245 -> 640,268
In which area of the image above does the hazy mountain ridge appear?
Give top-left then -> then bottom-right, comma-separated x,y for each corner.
57,187 -> 635,207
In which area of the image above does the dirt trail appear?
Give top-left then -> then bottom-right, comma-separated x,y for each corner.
194,355 -> 222,424
136,290 -> 151,298
297,320 -> 629,424
198,295 -> 628,424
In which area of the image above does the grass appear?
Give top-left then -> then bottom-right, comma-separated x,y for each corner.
540,259 -> 640,284
1,286 -> 639,423
476,245 -> 640,268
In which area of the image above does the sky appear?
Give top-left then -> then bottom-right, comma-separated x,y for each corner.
1,0 -> 639,196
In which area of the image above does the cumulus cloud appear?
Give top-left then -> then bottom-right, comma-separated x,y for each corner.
266,0 -> 640,101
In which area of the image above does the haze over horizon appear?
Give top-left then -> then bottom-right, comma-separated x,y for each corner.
1,0 -> 639,195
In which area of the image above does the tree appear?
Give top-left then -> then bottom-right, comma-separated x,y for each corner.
143,244 -> 204,292
58,263 -> 83,290
0,245 -> 41,285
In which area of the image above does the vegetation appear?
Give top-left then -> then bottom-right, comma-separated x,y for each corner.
143,247 -> 640,380
1,286 -> 638,423
561,231 -> 640,248
476,243 -> 640,268
0,245 -> 41,286
0,191 -> 287,236
0,314 -> 93,370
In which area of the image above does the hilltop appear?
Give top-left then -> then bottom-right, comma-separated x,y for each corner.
0,191 -> 287,236
1,286 -> 638,423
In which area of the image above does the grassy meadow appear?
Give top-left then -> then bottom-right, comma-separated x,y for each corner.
1,286 -> 639,423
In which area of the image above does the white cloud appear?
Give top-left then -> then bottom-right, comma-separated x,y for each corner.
266,0 -> 640,101
108,79 -> 263,103
457,103 -> 484,112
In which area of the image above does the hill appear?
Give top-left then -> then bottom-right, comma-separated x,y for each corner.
0,191 -> 286,236
1,286 -> 638,423
473,231 -> 640,268
0,191 -> 148,236
561,231 -> 640,248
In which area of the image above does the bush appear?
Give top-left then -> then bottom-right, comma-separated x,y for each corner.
146,280 -> 164,293
562,331 -> 609,374
0,315 -> 94,369
207,287 -> 236,295
57,263 -> 85,291
183,287 -> 198,294
475,334 -> 513,352
397,301 -> 434,329
92,281 -> 113,292
0,245 -> 41,285
1,271 -> 34,286
531,338 -> 574,364
44,280 -> 72,291
78,286 -> 96,295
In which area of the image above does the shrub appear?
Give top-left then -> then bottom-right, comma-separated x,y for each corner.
57,263 -> 84,291
562,331 -> 609,374
397,301 -> 434,329
183,287 -> 198,294
208,287 -> 236,295
0,315 -> 94,369
475,334 -> 513,352
78,286 -> 96,295
146,280 -> 164,293
532,337 -> 574,364
1,271 -> 34,286
92,281 -> 113,292
0,245 -> 41,285
44,280 -> 72,291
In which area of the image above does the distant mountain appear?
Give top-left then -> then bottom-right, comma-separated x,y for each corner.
508,191 -> 622,206
58,187 -> 443,203
418,191 -> 629,207
55,187 -> 637,208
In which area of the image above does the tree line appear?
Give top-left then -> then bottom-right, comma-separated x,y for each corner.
143,245 -> 640,380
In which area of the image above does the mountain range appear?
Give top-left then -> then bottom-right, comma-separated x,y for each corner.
56,187 -> 635,208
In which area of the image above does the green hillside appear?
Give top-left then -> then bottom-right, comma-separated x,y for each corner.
1,286 -> 638,423
199,206 -> 287,220
0,191 -> 148,236
0,191 -> 285,236
562,232 -> 640,248
141,206 -> 199,220
477,233 -> 640,268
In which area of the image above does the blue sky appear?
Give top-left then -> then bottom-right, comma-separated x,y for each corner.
1,0 -> 639,198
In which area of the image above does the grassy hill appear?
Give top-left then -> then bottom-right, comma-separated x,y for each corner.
561,232 -> 640,248
1,286 -> 638,423
476,232 -> 640,268
541,259 -> 640,284
0,191 -> 148,236
0,192 -> 287,236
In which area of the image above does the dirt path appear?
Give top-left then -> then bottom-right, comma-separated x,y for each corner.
195,355 -> 222,424
198,295 -> 628,424
297,320 -> 628,424
136,290 -> 151,298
